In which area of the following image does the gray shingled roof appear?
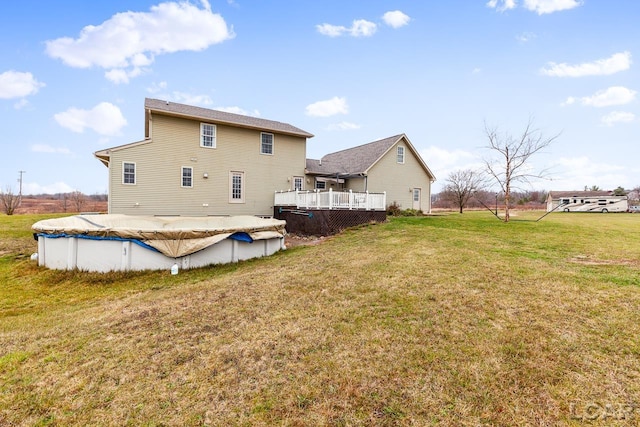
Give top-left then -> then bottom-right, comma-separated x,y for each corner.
145,98 -> 313,138
306,134 -> 435,181
307,135 -> 404,175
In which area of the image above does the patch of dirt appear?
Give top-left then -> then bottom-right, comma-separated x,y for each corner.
285,234 -> 328,248
569,255 -> 639,266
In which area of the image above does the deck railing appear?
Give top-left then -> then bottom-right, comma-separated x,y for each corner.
274,189 -> 386,211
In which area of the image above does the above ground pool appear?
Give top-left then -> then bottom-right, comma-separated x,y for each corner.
32,214 -> 287,272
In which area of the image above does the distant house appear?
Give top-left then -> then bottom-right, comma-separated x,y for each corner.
306,134 -> 436,213
95,98 -> 313,217
95,99 -> 435,217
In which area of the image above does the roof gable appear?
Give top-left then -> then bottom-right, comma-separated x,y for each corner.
145,98 -> 313,138
306,134 -> 436,181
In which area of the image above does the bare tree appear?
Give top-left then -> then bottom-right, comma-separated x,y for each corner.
59,192 -> 69,212
443,169 -> 487,213
484,119 -> 560,222
70,190 -> 85,212
0,186 -> 22,215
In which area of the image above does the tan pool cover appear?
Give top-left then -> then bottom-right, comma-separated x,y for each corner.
32,214 -> 286,258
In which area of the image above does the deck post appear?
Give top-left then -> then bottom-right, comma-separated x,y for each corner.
349,189 -> 353,210
329,188 -> 333,210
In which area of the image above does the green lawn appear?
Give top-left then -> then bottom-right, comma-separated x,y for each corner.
1,211 -> 640,426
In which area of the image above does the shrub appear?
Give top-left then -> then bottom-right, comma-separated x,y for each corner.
387,201 -> 402,216
387,202 -> 423,217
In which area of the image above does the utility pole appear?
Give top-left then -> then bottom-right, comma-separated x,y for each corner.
18,170 -> 26,197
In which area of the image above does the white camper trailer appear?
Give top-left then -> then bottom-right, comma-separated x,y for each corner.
559,195 -> 628,213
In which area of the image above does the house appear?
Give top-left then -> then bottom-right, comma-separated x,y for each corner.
95,98 -> 313,217
546,191 -> 628,212
305,134 -> 436,213
95,99 -> 435,218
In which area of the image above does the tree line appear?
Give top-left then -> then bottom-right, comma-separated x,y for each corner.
0,189 -> 107,215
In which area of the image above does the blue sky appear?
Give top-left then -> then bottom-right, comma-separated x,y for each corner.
1,0 -> 638,195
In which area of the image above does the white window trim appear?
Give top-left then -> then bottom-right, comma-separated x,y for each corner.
397,146 -> 405,164
229,171 -> 245,204
315,179 -> 326,190
293,176 -> 304,191
181,166 -> 193,188
200,123 -> 217,148
122,161 -> 136,185
260,132 -> 274,155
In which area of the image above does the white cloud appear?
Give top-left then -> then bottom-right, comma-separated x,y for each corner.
327,121 -> 361,131
541,51 -> 631,77
316,19 -> 377,37
487,0 -> 582,14
421,146 -> 476,169
168,92 -> 213,107
0,70 -> 45,99
351,20 -> 377,37
14,99 -> 29,110
486,0 -> 517,12
601,111 -> 635,126
147,81 -> 168,94
422,146 -> 482,192
516,32 -> 536,43
31,144 -> 72,155
306,97 -> 349,117
382,11 -> 410,28
23,181 -> 75,195
564,86 -> 637,108
316,24 -> 347,37
104,67 -> 145,85
54,102 -> 127,136
523,0 -> 582,15
548,156 -> 628,191
45,1 -> 234,83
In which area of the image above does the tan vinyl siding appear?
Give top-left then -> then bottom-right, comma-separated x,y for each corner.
109,113 -> 307,216
364,142 -> 432,212
345,178 -> 366,192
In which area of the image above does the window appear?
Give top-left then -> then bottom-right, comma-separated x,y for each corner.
181,167 -> 193,188
123,162 -> 136,184
293,176 -> 303,191
315,180 -> 326,190
229,171 -> 245,203
200,123 -> 216,148
397,146 -> 405,164
261,132 -> 274,155
413,188 -> 420,202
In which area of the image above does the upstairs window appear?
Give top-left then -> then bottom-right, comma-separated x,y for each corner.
261,132 -> 274,155
123,162 -> 136,185
181,167 -> 193,188
201,123 -> 216,148
397,146 -> 405,164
